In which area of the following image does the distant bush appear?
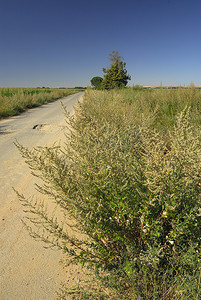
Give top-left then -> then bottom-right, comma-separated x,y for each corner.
90,77 -> 103,89
132,84 -> 144,90
16,88 -> 201,299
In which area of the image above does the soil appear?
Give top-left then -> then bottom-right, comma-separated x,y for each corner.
0,93 -> 89,299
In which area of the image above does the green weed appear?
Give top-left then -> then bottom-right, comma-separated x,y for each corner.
15,88 -> 200,299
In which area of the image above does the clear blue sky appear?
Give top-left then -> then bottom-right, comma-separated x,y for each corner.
0,0 -> 201,87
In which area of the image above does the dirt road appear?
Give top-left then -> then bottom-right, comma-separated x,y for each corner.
0,93 -> 84,299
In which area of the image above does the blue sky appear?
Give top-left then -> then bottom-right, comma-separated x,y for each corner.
0,0 -> 201,87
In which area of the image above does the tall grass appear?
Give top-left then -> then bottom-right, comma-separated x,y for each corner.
94,87 -> 201,128
0,88 -> 84,119
16,88 -> 201,299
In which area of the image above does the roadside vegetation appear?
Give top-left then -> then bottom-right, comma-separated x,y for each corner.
0,87 -> 85,119
16,86 -> 201,299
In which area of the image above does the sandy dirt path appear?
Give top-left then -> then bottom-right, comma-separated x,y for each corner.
0,93 -> 84,299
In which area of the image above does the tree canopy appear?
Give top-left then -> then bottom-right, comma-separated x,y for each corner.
102,51 -> 131,90
108,50 -> 124,64
90,76 -> 103,89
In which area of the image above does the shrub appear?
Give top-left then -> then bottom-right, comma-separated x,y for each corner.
90,76 -> 103,89
15,89 -> 201,299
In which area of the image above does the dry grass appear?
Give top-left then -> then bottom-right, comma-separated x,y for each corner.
0,88 -> 84,119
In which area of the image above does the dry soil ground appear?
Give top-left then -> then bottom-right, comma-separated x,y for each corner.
0,93 -> 87,299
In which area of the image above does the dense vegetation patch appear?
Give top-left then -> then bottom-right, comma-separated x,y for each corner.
16,88 -> 201,299
0,87 -> 85,119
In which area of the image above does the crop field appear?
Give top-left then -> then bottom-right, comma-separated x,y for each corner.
17,87 -> 201,299
0,87 -> 85,119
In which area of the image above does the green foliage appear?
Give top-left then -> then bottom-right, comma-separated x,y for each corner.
16,88 -> 201,299
90,76 -> 103,89
102,52 -> 131,89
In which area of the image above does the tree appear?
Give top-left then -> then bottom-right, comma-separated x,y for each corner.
102,51 -> 131,90
90,76 -> 103,89
108,50 -> 124,64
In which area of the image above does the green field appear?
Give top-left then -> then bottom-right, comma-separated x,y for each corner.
0,87 -> 85,119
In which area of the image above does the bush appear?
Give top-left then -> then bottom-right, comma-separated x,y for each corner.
16,89 -> 201,299
90,76 -> 103,89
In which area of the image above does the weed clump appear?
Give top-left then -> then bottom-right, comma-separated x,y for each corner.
16,88 -> 201,299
